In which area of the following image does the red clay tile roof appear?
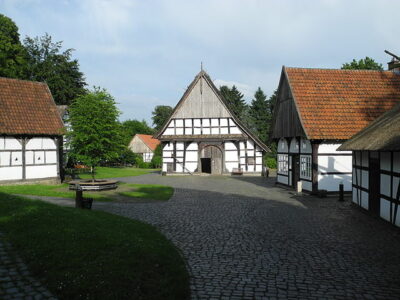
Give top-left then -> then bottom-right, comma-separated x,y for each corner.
285,67 -> 400,140
137,134 -> 160,151
0,77 -> 64,135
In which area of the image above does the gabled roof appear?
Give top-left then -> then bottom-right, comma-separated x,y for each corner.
338,103 -> 400,151
0,77 -> 64,136
154,70 -> 270,152
281,67 -> 400,140
136,134 -> 160,151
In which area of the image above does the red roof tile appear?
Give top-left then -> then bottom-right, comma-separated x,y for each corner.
285,67 -> 400,140
137,134 -> 160,151
0,77 -> 64,135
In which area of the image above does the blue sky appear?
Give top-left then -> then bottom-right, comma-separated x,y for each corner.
1,0 -> 399,125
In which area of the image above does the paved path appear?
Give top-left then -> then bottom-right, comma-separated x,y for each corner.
95,174 -> 400,300
0,233 -> 56,300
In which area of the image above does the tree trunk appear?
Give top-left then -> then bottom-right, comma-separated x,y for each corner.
91,166 -> 95,182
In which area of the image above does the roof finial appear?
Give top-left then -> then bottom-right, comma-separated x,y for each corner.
201,61 -> 203,72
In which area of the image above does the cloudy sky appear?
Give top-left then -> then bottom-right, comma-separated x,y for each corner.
1,0 -> 399,125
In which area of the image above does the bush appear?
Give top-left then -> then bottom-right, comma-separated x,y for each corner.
265,157 -> 277,169
151,155 -> 162,168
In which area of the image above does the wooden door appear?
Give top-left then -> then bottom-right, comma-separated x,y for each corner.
201,145 -> 222,175
369,156 -> 380,215
292,154 -> 300,188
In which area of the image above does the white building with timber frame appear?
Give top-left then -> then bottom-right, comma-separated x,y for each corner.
339,103 -> 400,227
0,77 -> 64,183
272,67 -> 400,193
154,70 -> 269,175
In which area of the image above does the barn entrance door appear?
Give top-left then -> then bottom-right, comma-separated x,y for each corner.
369,155 -> 380,215
292,154 -> 300,188
201,145 -> 222,174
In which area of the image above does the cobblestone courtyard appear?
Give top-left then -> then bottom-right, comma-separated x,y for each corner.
96,174 -> 400,300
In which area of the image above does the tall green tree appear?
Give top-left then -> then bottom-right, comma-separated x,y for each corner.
0,14 -> 27,78
152,105 -> 173,131
219,85 -> 247,119
249,87 -> 270,144
121,119 -> 154,145
67,88 -> 124,180
341,57 -> 383,70
24,33 -> 86,105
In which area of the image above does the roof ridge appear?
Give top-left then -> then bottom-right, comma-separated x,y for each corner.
284,66 -> 394,73
0,76 -> 47,85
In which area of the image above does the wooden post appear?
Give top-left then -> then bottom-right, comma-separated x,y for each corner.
75,184 -> 83,208
339,182 -> 344,202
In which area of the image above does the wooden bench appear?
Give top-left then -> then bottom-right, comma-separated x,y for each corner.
231,168 -> 243,175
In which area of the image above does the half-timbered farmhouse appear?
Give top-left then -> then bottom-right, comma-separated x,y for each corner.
154,70 -> 269,175
338,103 -> 400,227
129,134 -> 160,162
0,77 -> 64,183
272,67 -> 400,192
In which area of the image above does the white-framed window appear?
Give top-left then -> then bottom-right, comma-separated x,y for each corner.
278,154 -> 288,174
300,155 -> 312,180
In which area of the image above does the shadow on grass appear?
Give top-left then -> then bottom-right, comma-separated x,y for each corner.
0,192 -> 189,300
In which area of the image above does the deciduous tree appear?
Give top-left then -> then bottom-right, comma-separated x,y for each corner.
0,14 -> 27,78
341,57 -> 383,70
67,88 -> 124,180
24,33 -> 86,105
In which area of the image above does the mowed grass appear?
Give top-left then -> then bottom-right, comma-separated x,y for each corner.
0,183 -> 174,202
0,193 -> 190,300
79,167 -> 159,179
119,184 -> 174,201
0,184 -> 112,201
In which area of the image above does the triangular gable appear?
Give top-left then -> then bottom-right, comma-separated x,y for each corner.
271,68 -> 307,139
154,70 -> 270,152
137,134 -> 160,151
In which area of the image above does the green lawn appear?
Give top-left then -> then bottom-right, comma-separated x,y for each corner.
0,193 -> 189,300
0,184 -> 111,201
119,184 -> 174,201
0,183 -> 174,203
78,167 -> 159,179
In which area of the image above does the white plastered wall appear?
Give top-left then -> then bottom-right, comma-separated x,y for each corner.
318,143 -> 352,192
0,137 -> 23,180
25,138 -> 58,179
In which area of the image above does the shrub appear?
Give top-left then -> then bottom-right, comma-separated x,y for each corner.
265,157 -> 277,169
151,155 -> 162,168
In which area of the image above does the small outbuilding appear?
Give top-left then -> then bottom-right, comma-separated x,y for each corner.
338,103 -> 400,227
271,67 -> 400,192
0,77 -> 64,183
129,134 -> 160,162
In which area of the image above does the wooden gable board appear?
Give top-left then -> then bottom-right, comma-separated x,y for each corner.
271,67 -> 307,139
155,70 -> 270,152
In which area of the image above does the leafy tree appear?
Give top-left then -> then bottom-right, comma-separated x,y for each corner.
67,88 -> 124,180
152,105 -> 173,131
24,33 -> 86,105
219,85 -> 247,119
150,144 -> 162,168
341,57 -> 383,70
0,14 -> 27,78
121,119 -> 154,145
249,87 -> 270,144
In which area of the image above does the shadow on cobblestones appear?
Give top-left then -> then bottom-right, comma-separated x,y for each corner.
96,174 -> 400,300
